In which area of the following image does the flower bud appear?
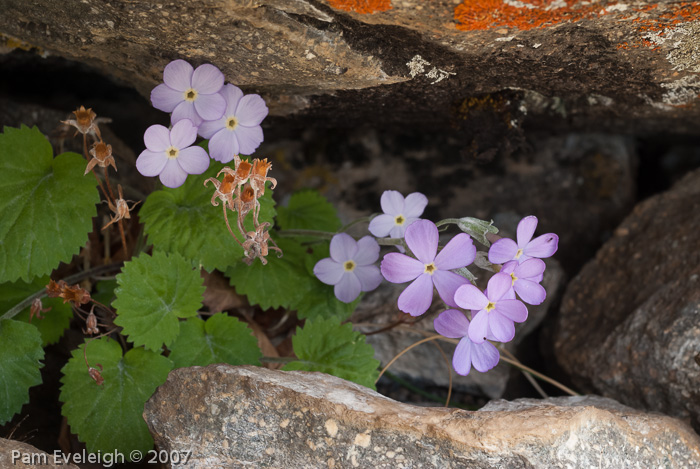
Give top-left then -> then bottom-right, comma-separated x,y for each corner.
457,217 -> 499,246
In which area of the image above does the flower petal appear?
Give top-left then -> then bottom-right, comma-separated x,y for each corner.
335,272 -> 361,303
209,129 -> 240,163
467,310 -> 489,343
380,253 -> 424,283
432,270 -> 468,307
176,146 -> 210,175
368,214 -> 395,238
486,273 -> 513,301
380,190 -> 404,215
404,220 -> 438,264
143,125 -> 172,152
524,233 -> 559,259
471,340 -> 500,373
329,233 -> 357,263
495,299 -> 528,322
163,59 -> 193,92
513,279 -> 546,305
354,265 -> 383,292
516,215 -> 538,248
403,192 -> 428,218
434,233 -> 476,270
453,284 -> 488,311
354,236 -> 380,265
488,238 -> 518,264
221,84 -> 244,115
170,119 -> 198,149
171,101 -> 202,127
452,337 -> 474,376
193,92 -> 226,121
136,149 -> 167,177
397,274 -> 434,316
236,94 -> 269,126
514,258 -> 546,279
159,159 -> 188,188
198,117 -> 225,139
151,84 -> 184,113
313,258 -> 344,286
234,125 -> 264,155
434,309 -> 470,338
488,312 -> 516,342
191,63 -> 224,95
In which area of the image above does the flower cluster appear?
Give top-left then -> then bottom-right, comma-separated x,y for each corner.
137,59 -> 268,188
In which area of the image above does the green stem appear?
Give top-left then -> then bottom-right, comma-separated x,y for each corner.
435,218 -> 461,228
339,215 -> 373,233
1,262 -> 123,321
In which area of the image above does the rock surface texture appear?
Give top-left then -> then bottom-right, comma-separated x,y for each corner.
2,0 -> 700,137
144,364 -> 700,468
553,167 -> 700,430
0,438 -> 79,469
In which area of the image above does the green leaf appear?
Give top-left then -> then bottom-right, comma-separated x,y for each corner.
92,279 -> 118,308
0,277 -> 73,346
60,338 -> 172,456
113,251 -> 204,351
139,160 -> 276,272
277,190 -> 341,232
168,313 -> 261,368
0,125 -> 99,283
283,318 -> 379,390
0,318 -> 44,424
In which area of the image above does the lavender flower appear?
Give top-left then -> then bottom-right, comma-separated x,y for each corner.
368,191 -> 428,239
453,272 -> 528,344
136,119 -> 209,188
434,309 -> 500,376
151,59 -> 226,126
198,84 -> 269,163
314,234 -> 382,303
500,259 -> 547,305
488,215 -> 558,265
381,220 -> 476,316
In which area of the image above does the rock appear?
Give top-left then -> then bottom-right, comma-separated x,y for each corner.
0,438 -> 79,469
553,167 -> 700,429
2,0 -> 700,137
144,364 -> 700,468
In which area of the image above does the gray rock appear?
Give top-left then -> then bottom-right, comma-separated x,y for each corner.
553,167 -> 700,429
144,364 -> 700,468
0,438 -> 79,469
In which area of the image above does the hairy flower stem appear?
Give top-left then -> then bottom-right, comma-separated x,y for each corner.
223,204 -> 244,247
103,170 -> 128,256
82,133 -> 110,207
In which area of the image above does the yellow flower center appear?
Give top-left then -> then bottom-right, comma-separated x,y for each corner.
485,301 -> 496,312
184,88 -> 198,102
515,248 -> 523,259
226,116 -> 239,130
424,263 -> 436,275
344,260 -> 356,272
510,272 -> 518,285
394,214 -> 405,225
166,146 -> 179,159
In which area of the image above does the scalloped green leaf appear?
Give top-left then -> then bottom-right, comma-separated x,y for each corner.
0,125 -> 99,283
283,317 -> 379,390
0,276 -> 73,346
60,338 -> 172,456
113,251 -> 204,351
139,160 -> 276,272
0,318 -> 44,424
168,313 -> 261,368
277,189 -> 341,232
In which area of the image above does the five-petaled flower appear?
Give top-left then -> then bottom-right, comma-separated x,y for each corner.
369,190 -> 428,239
380,219 -> 476,316
499,258 -> 547,305
314,233 -> 383,303
488,215 -> 558,265
434,309 -> 500,376
150,59 -> 226,126
198,84 -> 269,163
453,272 -> 528,344
136,119 -> 210,188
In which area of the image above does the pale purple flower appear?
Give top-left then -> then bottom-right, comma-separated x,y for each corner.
136,119 -> 209,188
314,234 -> 382,303
198,84 -> 268,163
368,191 -> 428,239
381,220 -> 476,317
488,215 -> 558,265
151,59 -> 226,126
454,272 -> 528,344
500,259 -> 547,305
434,309 -> 500,376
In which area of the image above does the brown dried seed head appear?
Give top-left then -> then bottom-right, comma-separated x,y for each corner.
240,184 -> 255,203
252,158 -> 272,177
73,106 -> 97,133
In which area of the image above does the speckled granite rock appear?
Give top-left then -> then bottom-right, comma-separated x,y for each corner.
0,438 -> 79,469
144,365 -> 700,468
553,167 -> 700,430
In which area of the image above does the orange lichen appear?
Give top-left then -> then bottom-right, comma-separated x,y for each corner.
619,2 -> 700,49
327,0 -> 392,15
